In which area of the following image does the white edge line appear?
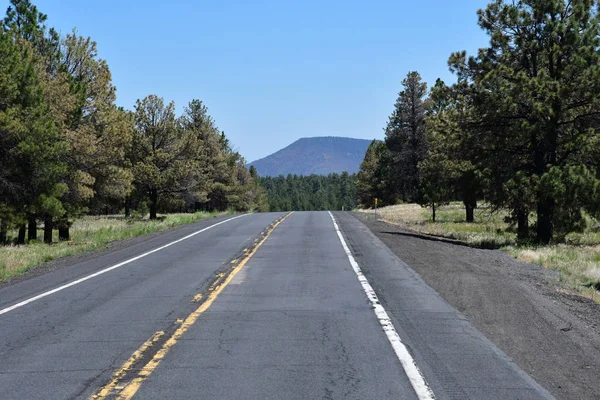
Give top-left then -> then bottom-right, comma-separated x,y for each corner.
0,214 -> 249,316
328,211 -> 435,400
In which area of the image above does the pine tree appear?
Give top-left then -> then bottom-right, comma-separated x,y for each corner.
450,0 -> 600,243
384,71 -> 429,203
356,139 -> 386,208
52,31 -> 134,238
0,30 -> 25,241
0,24 -> 68,244
180,99 -> 222,205
132,95 -> 203,219
2,0 -> 60,64
424,79 -> 480,222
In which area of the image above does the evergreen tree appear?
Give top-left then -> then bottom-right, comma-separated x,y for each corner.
424,79 -> 480,223
2,0 -> 60,64
449,0 -> 600,243
0,25 -> 67,244
384,71 -> 429,203
418,152 -> 451,222
356,139 -> 386,208
52,31 -> 134,238
0,29 -> 25,242
132,95 -> 202,219
180,99 -> 222,205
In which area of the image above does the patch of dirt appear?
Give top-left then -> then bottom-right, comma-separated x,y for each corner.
354,212 -> 600,400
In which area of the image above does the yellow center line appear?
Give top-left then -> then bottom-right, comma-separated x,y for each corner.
91,212 -> 292,400
90,331 -> 164,399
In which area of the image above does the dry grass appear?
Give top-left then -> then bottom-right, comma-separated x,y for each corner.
362,203 -> 514,248
359,203 -> 600,298
0,211 -> 225,281
506,245 -> 600,297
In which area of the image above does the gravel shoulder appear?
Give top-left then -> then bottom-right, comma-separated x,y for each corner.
353,212 -> 600,400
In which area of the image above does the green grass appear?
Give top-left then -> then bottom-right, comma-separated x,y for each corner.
358,202 -> 600,300
0,211 -> 226,282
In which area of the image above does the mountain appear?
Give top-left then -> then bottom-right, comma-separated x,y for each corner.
250,136 -> 372,177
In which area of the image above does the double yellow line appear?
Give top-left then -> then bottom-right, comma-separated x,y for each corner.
92,212 -> 292,400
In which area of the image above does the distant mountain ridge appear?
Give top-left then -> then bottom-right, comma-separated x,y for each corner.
250,136 -> 372,177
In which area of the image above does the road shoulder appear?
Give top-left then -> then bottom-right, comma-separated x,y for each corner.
350,211 -> 600,400
0,213 -> 280,312
0,214 -> 242,291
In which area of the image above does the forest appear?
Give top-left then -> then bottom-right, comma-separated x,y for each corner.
260,173 -> 356,212
356,0 -> 600,244
0,1 -> 267,246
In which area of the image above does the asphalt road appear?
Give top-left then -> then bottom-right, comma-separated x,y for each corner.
0,211 -> 554,399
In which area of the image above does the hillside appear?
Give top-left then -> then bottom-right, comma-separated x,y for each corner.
250,137 -> 372,176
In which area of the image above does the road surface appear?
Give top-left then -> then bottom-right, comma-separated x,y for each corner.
0,212 -> 554,399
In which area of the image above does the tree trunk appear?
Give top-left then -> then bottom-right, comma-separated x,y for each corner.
0,219 -> 7,244
28,215 -> 37,241
536,199 -> 554,244
534,113 -> 557,244
58,216 -> 70,242
44,215 -> 53,244
465,201 -> 476,223
124,197 -> 131,218
517,209 -> 529,240
149,189 -> 158,220
432,204 -> 436,222
460,170 -> 478,223
17,224 -> 26,245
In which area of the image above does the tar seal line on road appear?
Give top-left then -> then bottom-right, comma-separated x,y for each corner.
0,214 -> 249,317
328,211 -> 435,400
91,212 -> 293,400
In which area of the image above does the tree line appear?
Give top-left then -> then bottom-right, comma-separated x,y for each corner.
357,0 -> 600,244
0,0 -> 267,245
260,173 -> 356,212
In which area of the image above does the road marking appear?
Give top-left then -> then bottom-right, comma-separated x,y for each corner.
192,293 -> 203,303
93,212 -> 292,400
0,214 -> 249,317
328,211 -> 435,400
91,331 -> 165,398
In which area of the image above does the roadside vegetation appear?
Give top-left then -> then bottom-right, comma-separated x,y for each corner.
363,203 -> 513,248
359,203 -> 600,300
0,211 -> 225,282
355,1 -> 600,301
358,1 -> 600,245
0,0 -> 267,272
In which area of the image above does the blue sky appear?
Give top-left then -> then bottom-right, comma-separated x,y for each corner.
3,1 -> 490,161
